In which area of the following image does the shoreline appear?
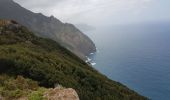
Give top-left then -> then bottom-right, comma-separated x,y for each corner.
85,48 -> 98,66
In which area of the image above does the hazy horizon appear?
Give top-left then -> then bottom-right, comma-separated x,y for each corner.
14,0 -> 170,28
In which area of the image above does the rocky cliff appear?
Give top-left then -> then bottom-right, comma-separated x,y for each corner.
0,0 -> 96,59
0,20 -> 147,100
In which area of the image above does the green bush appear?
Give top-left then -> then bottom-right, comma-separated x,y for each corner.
28,88 -> 46,100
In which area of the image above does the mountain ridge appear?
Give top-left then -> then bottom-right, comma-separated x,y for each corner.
0,0 -> 96,59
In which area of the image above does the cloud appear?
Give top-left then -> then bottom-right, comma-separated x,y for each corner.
14,0 -> 152,26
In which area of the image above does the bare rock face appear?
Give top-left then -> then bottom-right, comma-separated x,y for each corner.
44,88 -> 79,100
0,0 -> 96,60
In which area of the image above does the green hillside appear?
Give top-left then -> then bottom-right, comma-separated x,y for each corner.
0,74 -> 47,100
0,20 -> 147,100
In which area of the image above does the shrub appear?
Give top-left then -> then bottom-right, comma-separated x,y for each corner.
28,88 -> 47,100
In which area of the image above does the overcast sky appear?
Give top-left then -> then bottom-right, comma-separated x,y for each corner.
14,0 -> 170,27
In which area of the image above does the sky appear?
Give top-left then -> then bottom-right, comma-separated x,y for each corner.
14,0 -> 170,27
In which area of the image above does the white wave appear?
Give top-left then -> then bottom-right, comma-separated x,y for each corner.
90,53 -> 94,55
91,62 -> 96,66
86,57 -> 92,62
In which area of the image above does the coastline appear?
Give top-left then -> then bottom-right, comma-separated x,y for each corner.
85,48 -> 98,66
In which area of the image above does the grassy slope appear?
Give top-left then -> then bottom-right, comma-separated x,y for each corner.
0,74 -> 47,100
0,24 -> 148,100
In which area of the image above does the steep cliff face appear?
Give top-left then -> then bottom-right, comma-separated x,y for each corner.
0,0 -> 96,59
0,20 -> 147,100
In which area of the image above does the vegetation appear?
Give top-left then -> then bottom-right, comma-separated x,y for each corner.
0,74 -> 47,100
0,21 -> 148,100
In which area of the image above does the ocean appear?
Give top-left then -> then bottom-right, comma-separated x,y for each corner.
87,22 -> 170,100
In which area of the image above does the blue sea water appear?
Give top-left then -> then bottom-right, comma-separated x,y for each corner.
87,22 -> 170,100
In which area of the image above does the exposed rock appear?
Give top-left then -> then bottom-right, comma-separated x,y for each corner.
0,20 -> 22,35
0,0 -> 96,60
0,20 -> 11,26
44,88 -> 79,100
0,95 -> 4,100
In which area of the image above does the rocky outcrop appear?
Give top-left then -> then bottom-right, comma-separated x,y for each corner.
44,88 -> 79,100
0,20 -> 11,26
0,88 -> 79,100
0,0 -> 96,59
0,95 -> 4,100
0,20 -> 20,27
